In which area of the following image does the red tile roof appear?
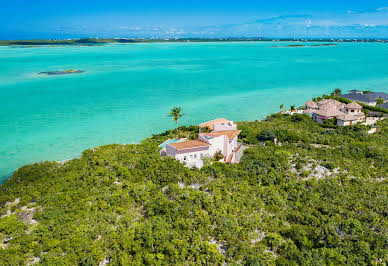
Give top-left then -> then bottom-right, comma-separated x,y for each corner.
207,130 -> 241,140
168,140 -> 211,150
199,118 -> 230,130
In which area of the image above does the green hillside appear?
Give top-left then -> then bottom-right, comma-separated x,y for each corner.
1,114 -> 387,265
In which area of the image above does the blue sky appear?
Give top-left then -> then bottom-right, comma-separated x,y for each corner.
1,0 -> 388,39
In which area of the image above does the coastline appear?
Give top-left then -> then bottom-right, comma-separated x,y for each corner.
1,37 -> 388,46
1,105 -> 386,264
0,172 -> 13,185
1,41 -> 387,183
2,81 -> 388,184
2,95 -> 386,185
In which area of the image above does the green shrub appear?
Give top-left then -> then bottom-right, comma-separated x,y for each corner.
257,130 -> 276,141
213,150 -> 224,161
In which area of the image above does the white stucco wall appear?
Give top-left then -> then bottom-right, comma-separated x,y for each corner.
227,137 -> 238,155
207,135 -> 228,158
213,123 -> 237,132
166,145 -> 210,166
337,120 -> 349,126
337,119 -> 363,126
165,132 -> 239,166
343,108 -> 362,115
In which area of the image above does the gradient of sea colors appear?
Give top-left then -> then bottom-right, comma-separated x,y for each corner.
1,42 -> 388,182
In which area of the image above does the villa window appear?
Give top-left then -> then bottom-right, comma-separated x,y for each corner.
183,156 -> 187,161
190,155 -> 193,159
351,110 -> 354,112
194,154 -> 197,159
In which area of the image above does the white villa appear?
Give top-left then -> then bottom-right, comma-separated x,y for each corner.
163,118 -> 241,168
304,99 -> 365,126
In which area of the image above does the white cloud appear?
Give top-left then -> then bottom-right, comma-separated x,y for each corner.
306,18 -> 312,28
377,7 -> 388,12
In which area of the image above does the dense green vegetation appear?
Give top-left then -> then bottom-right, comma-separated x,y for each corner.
0,115 -> 387,265
333,97 -> 388,114
309,91 -> 388,114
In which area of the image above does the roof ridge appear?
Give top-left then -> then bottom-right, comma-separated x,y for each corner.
167,139 -> 211,150
199,118 -> 229,126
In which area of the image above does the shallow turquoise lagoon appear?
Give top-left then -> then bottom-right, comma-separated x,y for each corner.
1,42 -> 388,182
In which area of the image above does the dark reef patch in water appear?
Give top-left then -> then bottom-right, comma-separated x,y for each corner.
271,44 -> 338,48
39,70 -> 85,75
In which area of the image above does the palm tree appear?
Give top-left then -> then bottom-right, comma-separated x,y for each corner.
334,88 -> 342,96
376,98 -> 384,105
290,105 -> 296,112
279,104 -> 284,113
168,106 -> 185,133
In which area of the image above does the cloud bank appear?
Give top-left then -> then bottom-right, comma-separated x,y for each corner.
1,7 -> 388,39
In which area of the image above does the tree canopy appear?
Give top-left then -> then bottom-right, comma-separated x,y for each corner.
168,106 -> 185,133
0,115 -> 387,265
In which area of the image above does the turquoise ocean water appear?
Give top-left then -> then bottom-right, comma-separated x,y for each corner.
1,42 -> 388,182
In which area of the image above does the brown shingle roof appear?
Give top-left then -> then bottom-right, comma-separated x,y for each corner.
318,99 -> 343,107
345,101 -> 362,109
305,100 -> 319,109
319,103 -> 339,110
313,108 -> 345,117
199,118 -> 230,130
207,130 -> 241,140
305,108 -> 316,113
168,140 -> 211,150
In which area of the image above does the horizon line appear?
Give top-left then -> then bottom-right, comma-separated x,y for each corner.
1,37 -> 388,41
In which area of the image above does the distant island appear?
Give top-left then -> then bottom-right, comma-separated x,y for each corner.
11,44 -> 104,48
39,70 -> 84,75
1,37 -> 388,46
